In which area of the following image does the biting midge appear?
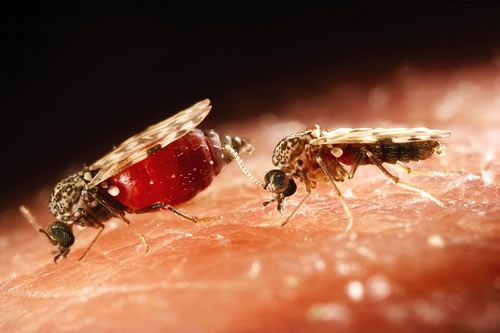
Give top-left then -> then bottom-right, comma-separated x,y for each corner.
250,126 -> 452,230
22,99 -> 254,263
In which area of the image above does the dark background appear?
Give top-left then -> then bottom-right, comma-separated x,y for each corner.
2,1 -> 500,206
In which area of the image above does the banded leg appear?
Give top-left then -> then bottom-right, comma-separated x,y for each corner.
347,148 -> 365,179
394,162 -> 461,177
131,203 -> 199,222
78,220 -> 105,261
313,154 -> 354,232
360,148 -> 445,207
87,189 -> 150,253
133,202 -> 245,223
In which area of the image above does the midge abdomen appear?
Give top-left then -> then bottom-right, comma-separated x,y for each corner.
107,129 -> 235,210
336,139 -> 442,166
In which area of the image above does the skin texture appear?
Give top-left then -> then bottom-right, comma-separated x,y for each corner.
2,64 -> 500,332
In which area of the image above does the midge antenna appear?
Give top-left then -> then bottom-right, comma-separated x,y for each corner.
20,205 -> 43,233
224,144 -> 265,188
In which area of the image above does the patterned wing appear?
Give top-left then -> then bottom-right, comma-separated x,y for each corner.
89,99 -> 212,186
310,127 -> 451,145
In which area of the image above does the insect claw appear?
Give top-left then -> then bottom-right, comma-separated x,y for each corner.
261,198 -> 275,208
429,196 -> 445,208
280,216 -> 291,227
395,181 -> 445,208
343,214 -> 354,233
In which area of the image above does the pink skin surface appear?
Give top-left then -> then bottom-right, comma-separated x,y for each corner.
2,64 -> 500,332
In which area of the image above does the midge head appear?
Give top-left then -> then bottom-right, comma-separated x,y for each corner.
19,206 -> 77,264
41,221 -> 76,263
262,169 -> 297,213
44,169 -> 101,263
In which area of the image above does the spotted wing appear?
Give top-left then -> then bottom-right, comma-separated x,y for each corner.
310,127 -> 451,145
89,99 -> 212,186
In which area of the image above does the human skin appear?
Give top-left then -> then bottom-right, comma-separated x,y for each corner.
1,64 -> 500,332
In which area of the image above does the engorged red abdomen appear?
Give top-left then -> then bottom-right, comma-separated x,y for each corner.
108,129 -> 225,210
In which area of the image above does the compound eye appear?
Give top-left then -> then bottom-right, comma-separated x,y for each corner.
48,221 -> 75,248
263,169 -> 295,197
282,178 -> 297,197
264,170 -> 286,189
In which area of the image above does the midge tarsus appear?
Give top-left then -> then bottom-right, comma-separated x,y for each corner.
21,99 -> 253,263
231,125 -> 452,231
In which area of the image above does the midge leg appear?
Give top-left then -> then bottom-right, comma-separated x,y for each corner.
360,149 -> 445,207
20,206 -> 50,241
131,202 -> 168,214
312,154 -> 354,232
281,160 -> 312,227
347,148 -> 365,180
130,202 -> 200,222
131,202 -> 244,223
394,162 -> 462,177
78,220 -> 105,261
87,189 -> 150,253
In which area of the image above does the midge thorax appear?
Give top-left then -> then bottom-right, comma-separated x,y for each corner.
22,99 -> 253,263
